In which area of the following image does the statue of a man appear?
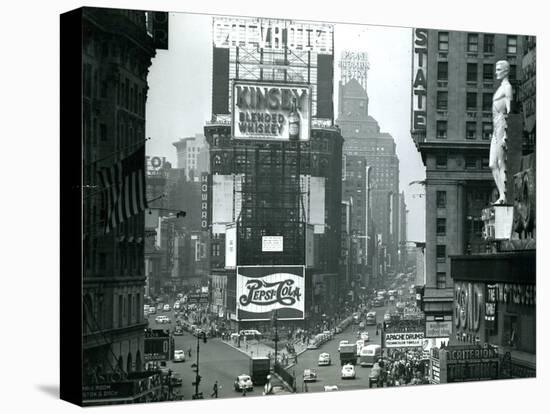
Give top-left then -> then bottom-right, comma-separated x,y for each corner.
489,60 -> 513,205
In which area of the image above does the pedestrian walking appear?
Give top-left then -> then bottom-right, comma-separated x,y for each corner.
211,381 -> 219,398
187,347 -> 192,358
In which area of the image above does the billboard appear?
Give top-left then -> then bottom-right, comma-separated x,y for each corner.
232,81 -> 311,141
236,266 -> 305,321
384,332 -> 425,348
262,236 -> 283,252
225,223 -> 237,268
144,331 -> 172,361
213,18 -> 333,54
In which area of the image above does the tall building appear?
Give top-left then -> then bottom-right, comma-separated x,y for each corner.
173,134 -> 210,181
336,51 -> 400,284
80,7 -> 167,404
204,17 -> 342,330
410,28 -> 525,341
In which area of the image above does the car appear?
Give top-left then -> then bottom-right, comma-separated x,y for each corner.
157,303 -> 164,311
234,374 -> 253,391
154,315 -> 164,323
149,307 -> 156,314
163,304 -> 170,312
324,385 -> 339,392
322,330 -> 333,340
341,363 -> 356,379
174,302 -> 180,310
338,340 -> 349,352
356,339 -> 366,354
169,373 -> 183,387
358,321 -> 366,329
373,298 -> 384,307
303,369 -> 317,382
173,326 -> 184,336
384,313 -> 392,322
360,332 -> 370,342
193,328 -> 204,337
318,352 -> 331,366
173,350 -> 186,363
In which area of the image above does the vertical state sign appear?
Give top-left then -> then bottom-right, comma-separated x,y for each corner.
411,28 -> 428,134
237,266 -> 305,321
232,81 -> 311,141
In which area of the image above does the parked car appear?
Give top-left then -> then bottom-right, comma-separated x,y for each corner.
234,374 -> 253,391
318,352 -> 331,366
163,304 -> 171,312
341,363 -> 356,379
149,307 -> 156,314
303,369 -> 318,382
173,350 -> 186,363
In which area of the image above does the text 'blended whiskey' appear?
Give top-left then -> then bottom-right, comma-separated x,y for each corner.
288,97 -> 300,140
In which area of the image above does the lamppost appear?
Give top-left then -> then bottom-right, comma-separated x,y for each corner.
191,331 -> 207,399
272,310 -> 279,367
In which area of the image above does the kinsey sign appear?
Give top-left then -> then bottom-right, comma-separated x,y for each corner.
385,332 -> 425,348
236,266 -> 305,321
213,18 -> 333,54
232,81 -> 311,141
411,28 -> 428,134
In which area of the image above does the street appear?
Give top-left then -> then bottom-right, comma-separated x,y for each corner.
147,311 -> 266,400
292,304 -> 390,394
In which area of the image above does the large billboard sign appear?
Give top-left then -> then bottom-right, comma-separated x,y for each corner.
384,332 -> 425,348
213,18 -> 333,54
232,81 -> 311,141
236,266 -> 305,321
411,28 -> 428,135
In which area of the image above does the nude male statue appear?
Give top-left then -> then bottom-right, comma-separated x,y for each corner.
489,60 -> 513,205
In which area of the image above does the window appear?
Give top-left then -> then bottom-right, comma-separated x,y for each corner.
482,93 -> 493,112
466,92 -> 477,111
465,156 -> 477,169
100,123 -> 107,141
509,64 -> 517,81
482,122 -> 492,140
436,272 -> 447,289
467,63 -> 478,82
437,218 -> 447,236
438,32 -> 449,51
436,191 -> 447,208
436,155 -> 447,169
483,34 -> 495,53
467,33 -> 479,52
466,122 -> 477,140
437,62 -> 448,80
436,245 -> 447,263
436,121 -> 447,139
437,91 -> 448,110
483,64 -> 493,81
507,36 -> 517,54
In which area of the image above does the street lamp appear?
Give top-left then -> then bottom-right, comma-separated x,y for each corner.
191,331 -> 207,399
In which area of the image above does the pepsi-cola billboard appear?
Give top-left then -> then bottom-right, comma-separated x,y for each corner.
236,266 -> 305,321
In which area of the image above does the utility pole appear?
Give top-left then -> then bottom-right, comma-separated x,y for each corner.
191,331 -> 207,399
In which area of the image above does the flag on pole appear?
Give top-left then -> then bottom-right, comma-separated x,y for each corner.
97,145 -> 148,234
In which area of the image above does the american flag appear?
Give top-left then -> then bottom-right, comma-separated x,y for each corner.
97,145 -> 148,234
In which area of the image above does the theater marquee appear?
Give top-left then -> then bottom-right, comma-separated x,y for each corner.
232,81 -> 311,141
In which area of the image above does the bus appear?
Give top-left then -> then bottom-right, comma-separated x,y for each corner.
359,344 -> 381,367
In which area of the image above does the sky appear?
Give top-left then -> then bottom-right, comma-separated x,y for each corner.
146,12 -> 426,241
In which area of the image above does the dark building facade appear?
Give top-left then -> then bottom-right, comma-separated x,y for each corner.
410,29 -> 526,339
81,7 -> 167,403
204,17 -> 342,330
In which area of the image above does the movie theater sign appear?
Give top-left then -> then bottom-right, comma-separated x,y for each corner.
384,332 -> 425,348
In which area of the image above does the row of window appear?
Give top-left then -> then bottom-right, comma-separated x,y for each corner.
438,32 -> 517,55
434,155 -> 489,170
436,120 -> 493,140
437,62 -> 517,82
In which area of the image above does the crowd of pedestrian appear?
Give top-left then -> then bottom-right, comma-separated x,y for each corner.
369,350 -> 430,387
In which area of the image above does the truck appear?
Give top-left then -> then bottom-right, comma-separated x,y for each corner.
249,356 -> 270,385
339,344 -> 357,366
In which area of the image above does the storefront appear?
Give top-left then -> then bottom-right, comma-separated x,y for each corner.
450,251 -> 536,378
